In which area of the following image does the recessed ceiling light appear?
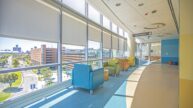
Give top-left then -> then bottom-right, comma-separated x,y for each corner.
152,10 -> 157,14
115,3 -> 121,7
145,12 -> 148,16
138,3 -> 144,6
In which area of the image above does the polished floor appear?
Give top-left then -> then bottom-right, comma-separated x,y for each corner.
24,68 -> 136,108
24,62 -> 178,108
131,63 -> 179,108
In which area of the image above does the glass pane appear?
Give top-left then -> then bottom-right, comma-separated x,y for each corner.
0,37 -> 57,71
124,32 -> 128,38
103,49 -> 110,59
117,50 -> 124,58
88,41 -> 101,60
62,44 -> 85,63
0,66 -> 57,102
103,16 -> 110,29
112,23 -> 117,33
112,50 -> 118,58
119,28 -> 123,36
88,60 -> 102,70
88,4 -> 100,24
62,0 -> 85,15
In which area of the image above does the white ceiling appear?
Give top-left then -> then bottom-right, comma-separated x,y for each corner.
88,0 -> 179,43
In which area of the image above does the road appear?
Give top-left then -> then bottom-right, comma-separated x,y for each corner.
10,71 -> 38,100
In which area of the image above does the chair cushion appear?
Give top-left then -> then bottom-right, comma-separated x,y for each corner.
108,59 -> 118,66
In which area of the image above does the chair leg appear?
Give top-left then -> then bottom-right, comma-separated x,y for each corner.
90,90 -> 93,95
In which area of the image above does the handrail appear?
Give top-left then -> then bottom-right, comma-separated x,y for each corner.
0,59 -> 103,74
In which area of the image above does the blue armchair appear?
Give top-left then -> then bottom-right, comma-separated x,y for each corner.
72,64 -> 104,94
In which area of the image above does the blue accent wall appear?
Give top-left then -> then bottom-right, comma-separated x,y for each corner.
161,39 -> 179,64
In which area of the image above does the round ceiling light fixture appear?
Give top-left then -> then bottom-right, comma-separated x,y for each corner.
144,23 -> 166,30
152,23 -> 166,28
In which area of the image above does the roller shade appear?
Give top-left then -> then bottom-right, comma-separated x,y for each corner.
62,12 -> 87,46
112,36 -> 118,50
103,32 -> 111,49
0,0 -> 60,42
119,38 -> 124,50
124,40 -> 128,51
88,25 -> 101,42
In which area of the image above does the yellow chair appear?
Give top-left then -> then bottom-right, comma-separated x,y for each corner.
128,56 -> 135,66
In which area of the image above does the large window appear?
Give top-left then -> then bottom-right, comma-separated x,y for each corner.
103,16 -> 110,29
0,37 -> 58,102
112,23 -> 118,33
62,0 -> 85,15
0,0 -> 130,104
88,4 -> 100,24
62,44 -> 85,81
88,41 -> 101,69
103,49 -> 111,59
124,32 -> 129,38
88,41 -> 101,60
119,28 -> 124,36
112,50 -> 118,58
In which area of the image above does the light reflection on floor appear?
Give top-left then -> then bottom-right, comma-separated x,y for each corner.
105,66 -> 147,108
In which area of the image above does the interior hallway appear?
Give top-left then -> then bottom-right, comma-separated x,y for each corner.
131,63 -> 179,108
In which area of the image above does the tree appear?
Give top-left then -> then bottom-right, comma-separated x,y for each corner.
12,58 -> 20,68
0,58 -> 7,67
40,68 -> 52,80
0,73 -> 18,87
40,68 -> 53,85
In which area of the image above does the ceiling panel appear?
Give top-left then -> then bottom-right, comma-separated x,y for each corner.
88,0 -> 179,43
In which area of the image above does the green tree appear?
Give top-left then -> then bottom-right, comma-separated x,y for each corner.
0,73 -> 18,87
0,58 -> 7,67
40,68 -> 53,85
12,58 -> 20,68
40,68 -> 52,79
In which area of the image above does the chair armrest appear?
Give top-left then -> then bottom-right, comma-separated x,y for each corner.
89,68 -> 104,89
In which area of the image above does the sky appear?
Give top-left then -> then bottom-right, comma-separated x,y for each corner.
0,37 -> 100,52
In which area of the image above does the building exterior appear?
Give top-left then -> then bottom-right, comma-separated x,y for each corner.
62,48 -> 85,70
30,45 -> 57,65
30,45 -> 85,66
13,45 -> 22,53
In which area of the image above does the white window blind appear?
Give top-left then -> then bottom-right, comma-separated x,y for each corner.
88,25 -> 101,42
112,36 -> 118,50
103,32 -> 111,49
119,38 -> 124,50
0,0 -> 60,42
62,12 -> 87,46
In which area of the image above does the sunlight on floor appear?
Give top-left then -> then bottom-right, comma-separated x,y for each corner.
105,66 -> 147,108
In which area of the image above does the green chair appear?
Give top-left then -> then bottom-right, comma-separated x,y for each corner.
103,59 -> 121,76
